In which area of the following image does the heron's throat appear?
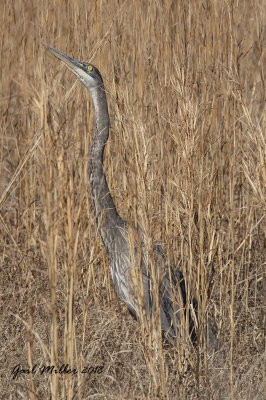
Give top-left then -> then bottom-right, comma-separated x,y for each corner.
90,85 -> 109,133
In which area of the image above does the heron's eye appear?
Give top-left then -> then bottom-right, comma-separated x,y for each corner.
87,65 -> 93,71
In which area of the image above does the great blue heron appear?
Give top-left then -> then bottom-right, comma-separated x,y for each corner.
46,45 -> 215,348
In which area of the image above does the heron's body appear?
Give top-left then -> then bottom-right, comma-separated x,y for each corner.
46,45 -> 201,345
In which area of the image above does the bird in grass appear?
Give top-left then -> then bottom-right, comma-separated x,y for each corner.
45,44 -> 218,349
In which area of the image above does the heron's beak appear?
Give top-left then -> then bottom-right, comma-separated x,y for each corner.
44,44 -> 81,75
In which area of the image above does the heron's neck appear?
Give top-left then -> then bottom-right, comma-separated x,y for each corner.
88,85 -> 124,249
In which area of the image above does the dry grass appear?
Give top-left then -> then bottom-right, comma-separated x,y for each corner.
0,0 -> 265,399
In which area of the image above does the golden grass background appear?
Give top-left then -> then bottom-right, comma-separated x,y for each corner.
0,0 -> 265,398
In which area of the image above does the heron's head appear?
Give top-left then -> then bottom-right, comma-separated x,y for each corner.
46,44 -> 103,91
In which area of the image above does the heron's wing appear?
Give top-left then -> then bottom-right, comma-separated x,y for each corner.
151,242 -> 198,342
146,243 -> 186,335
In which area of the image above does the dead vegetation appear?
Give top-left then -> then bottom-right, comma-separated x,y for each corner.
0,0 -> 265,399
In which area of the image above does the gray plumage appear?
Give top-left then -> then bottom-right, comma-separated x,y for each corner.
46,45 -> 206,346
